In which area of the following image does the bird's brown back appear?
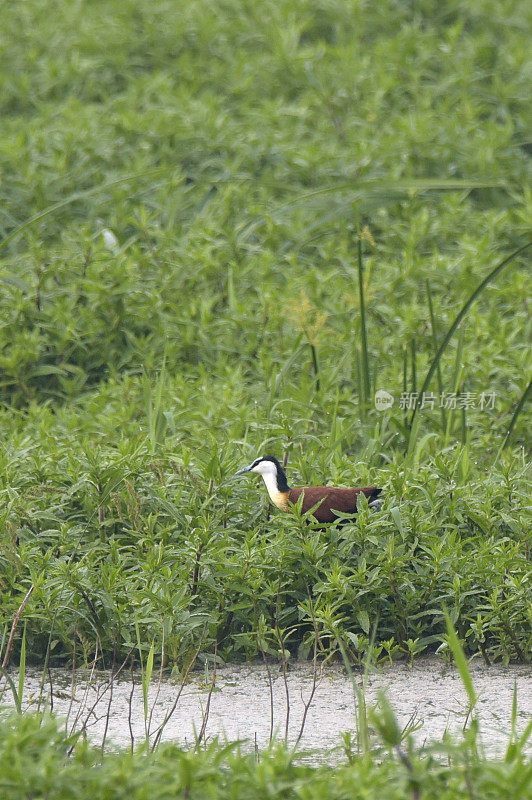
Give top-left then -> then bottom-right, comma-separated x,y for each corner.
288,486 -> 381,523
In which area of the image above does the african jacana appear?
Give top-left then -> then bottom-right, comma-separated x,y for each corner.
236,456 -> 382,523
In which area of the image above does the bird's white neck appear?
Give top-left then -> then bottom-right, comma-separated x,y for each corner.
260,471 -> 289,510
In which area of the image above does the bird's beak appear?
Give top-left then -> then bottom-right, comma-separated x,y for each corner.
235,464 -> 252,476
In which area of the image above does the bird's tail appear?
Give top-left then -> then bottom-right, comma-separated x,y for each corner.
367,486 -> 383,512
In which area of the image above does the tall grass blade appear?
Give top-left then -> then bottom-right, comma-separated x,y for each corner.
514,718 -> 532,759
277,178 -> 508,210
444,330 -> 464,445
443,607 -> 477,712
357,237 -> 371,406
135,622 -> 144,687
411,242 -> 532,432
405,413 -> 421,461
497,376 -> 532,456
147,356 -> 167,454
505,681 -> 519,761
17,622 -> 26,711
0,666 -> 21,713
356,347 -> 365,421
142,640 -> 155,743
0,626 -> 6,664
504,682 -> 532,762
410,339 -> 417,396
333,633 -> 369,756
461,404 -> 467,444
426,280 -> 446,431
402,345 -> 408,422
334,620 -> 381,760
309,343 -> 320,392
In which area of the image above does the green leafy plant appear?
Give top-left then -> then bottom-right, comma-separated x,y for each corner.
0,0 -> 530,675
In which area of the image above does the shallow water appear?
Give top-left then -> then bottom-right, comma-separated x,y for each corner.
1,658 -> 530,759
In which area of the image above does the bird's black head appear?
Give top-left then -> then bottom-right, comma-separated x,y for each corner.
235,455 -> 290,491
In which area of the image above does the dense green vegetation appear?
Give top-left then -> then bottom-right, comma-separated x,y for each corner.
1,657 -> 531,800
1,0 -> 531,681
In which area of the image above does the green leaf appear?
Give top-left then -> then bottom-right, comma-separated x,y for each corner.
357,610 -> 370,635
443,607 -> 477,711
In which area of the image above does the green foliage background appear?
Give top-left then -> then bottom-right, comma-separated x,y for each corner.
0,0 -> 531,669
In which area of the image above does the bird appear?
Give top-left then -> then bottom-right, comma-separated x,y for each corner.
235,455 -> 382,523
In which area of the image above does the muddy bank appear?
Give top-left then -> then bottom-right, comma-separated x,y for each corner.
1,658 -> 530,759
